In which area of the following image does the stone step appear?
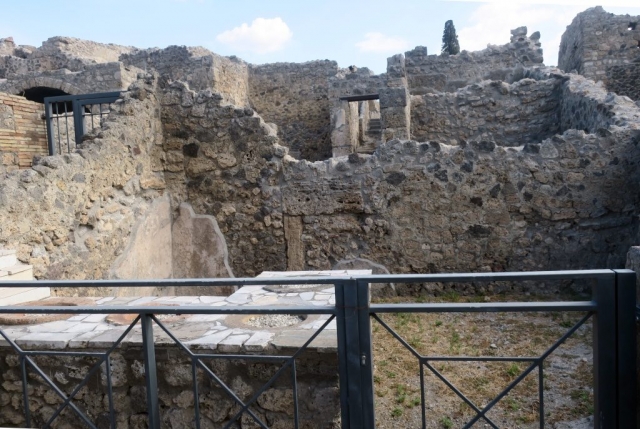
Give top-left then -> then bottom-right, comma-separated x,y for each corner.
0,249 -> 17,270
0,286 -> 50,305
0,264 -> 33,278
357,144 -> 377,154
0,262 -> 50,305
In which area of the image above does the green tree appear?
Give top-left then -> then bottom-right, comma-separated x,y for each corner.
441,20 -> 460,55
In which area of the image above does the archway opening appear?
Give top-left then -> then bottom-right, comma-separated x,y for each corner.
20,86 -> 72,113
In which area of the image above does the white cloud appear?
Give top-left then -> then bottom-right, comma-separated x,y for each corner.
445,0 -> 638,6
456,3 -> 585,65
355,32 -> 409,53
216,17 -> 292,54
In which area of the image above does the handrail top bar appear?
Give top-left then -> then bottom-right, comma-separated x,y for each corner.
358,269 -> 618,283
0,305 -> 335,315
0,276 -> 353,288
0,269 -> 618,289
370,301 -> 597,313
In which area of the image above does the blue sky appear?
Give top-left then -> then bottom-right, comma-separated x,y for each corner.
1,0 -> 639,74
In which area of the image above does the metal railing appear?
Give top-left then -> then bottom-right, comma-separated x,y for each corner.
0,270 -> 636,429
43,92 -> 121,155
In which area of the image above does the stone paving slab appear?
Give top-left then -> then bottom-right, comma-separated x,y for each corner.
0,270 -> 369,354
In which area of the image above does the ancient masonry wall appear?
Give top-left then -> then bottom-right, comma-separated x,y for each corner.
404,27 -> 544,95
606,60 -> 640,103
0,344 -> 339,428
248,61 -> 338,161
159,81 -> 289,278
158,69 -> 640,284
558,6 -> 640,101
277,70 -> 640,282
410,74 -> 562,145
120,46 -> 250,106
281,134 -> 640,289
0,62 -> 139,97
0,93 -> 47,169
0,75 -> 170,292
0,36 -> 135,77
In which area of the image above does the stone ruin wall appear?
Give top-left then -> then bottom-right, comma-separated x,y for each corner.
0,17 -> 639,291
404,27 -> 543,96
0,344 -> 339,428
120,46 -> 250,107
559,6 -> 640,102
0,37 -> 140,96
248,61 -> 338,161
0,92 -> 48,170
247,28 -> 545,162
410,74 -> 562,145
159,81 -> 289,278
0,75 -> 171,294
153,67 -> 640,288
280,97 -> 640,283
0,36 -> 135,76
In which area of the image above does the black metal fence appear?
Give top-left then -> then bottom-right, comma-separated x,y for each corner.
43,92 -> 121,155
0,270 -> 636,428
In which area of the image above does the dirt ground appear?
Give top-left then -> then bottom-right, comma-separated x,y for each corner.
371,293 -> 594,429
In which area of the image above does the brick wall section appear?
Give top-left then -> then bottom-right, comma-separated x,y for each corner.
0,93 -> 47,168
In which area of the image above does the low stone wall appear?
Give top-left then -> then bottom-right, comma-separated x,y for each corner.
0,92 -> 47,168
0,343 -> 339,428
0,279 -> 342,428
404,27 -> 543,96
410,75 -> 562,145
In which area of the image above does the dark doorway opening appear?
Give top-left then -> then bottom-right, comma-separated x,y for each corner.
20,86 -> 72,112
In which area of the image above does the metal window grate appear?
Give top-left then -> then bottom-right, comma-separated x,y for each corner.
43,92 -> 121,156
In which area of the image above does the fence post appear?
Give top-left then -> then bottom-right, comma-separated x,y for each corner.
593,273 -> 617,428
43,100 -> 55,156
141,313 -> 161,429
72,98 -> 84,146
356,279 -> 375,428
613,269 -> 637,429
335,279 -> 363,429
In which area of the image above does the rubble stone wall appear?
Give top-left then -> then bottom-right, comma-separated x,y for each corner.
0,348 -> 340,429
212,54 -> 250,107
558,6 -> 640,101
404,27 -> 544,96
248,61 -> 339,161
159,81 -> 289,277
120,47 -> 250,106
410,75 -> 562,145
159,68 -> 640,286
276,69 -> 640,286
606,61 -> 640,103
0,75 -> 169,291
0,36 -> 134,78
0,93 -> 48,168
281,123 -> 640,283
0,62 -> 138,97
